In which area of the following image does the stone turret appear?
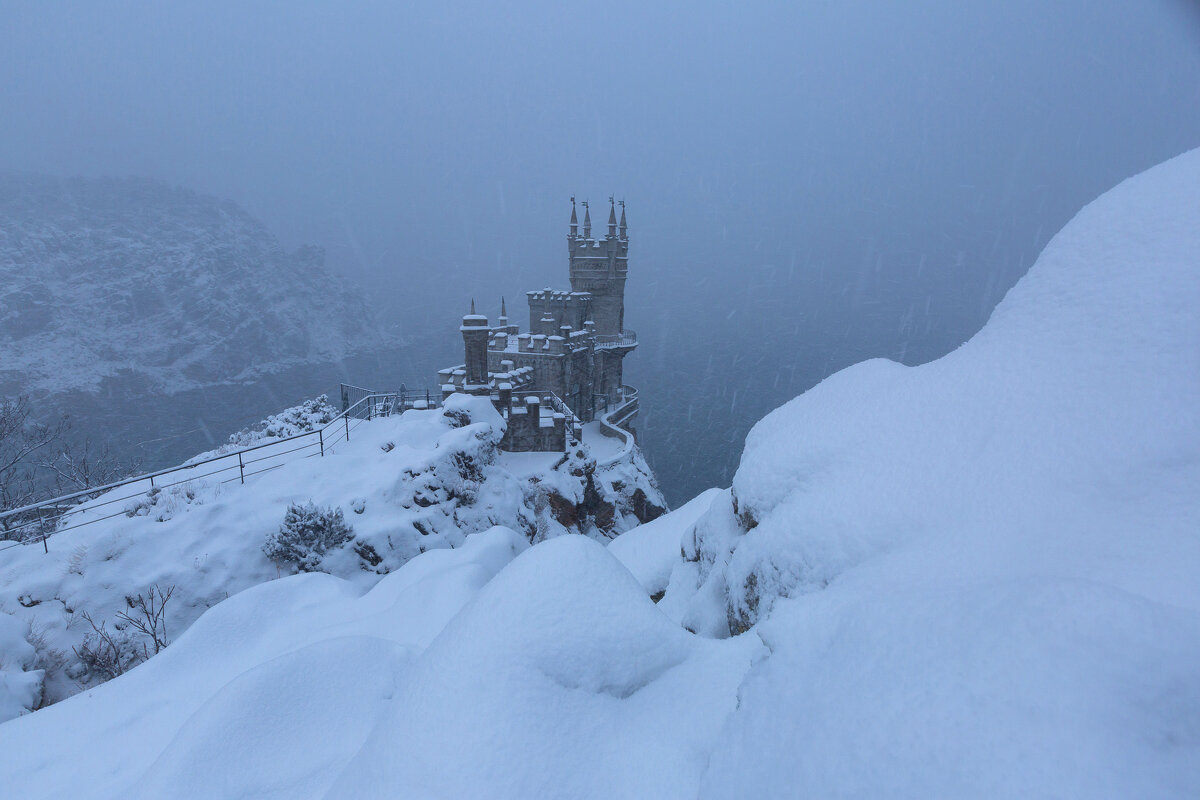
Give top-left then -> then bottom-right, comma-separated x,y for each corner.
460,300 -> 490,390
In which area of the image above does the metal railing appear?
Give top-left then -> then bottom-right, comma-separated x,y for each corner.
0,388 -> 426,555
596,385 -> 639,467
593,329 -> 637,349
341,383 -> 436,420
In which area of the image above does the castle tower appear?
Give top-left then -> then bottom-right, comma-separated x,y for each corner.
568,196 -> 629,335
460,300 -> 490,391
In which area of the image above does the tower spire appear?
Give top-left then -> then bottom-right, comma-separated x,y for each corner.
470,298 -> 476,315
619,199 -> 627,240
500,296 -> 507,318
569,196 -> 578,237
582,200 -> 591,239
607,196 -> 617,237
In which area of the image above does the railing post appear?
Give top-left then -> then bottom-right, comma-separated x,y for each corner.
319,427 -> 324,457
345,412 -> 350,443
238,452 -> 245,484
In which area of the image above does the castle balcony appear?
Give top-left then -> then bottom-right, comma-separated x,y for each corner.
593,329 -> 637,350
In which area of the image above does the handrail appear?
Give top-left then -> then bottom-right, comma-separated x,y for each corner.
0,390 -> 427,553
595,385 -> 639,467
593,329 -> 637,349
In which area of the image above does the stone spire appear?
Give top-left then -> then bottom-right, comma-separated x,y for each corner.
619,200 -> 628,240
569,196 -> 578,237
500,296 -> 507,318
582,200 -> 591,239
470,298 -> 476,315
607,196 -> 617,238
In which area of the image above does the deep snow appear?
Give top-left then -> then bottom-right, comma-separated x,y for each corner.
2,147 -> 1199,797
0,394 -> 662,718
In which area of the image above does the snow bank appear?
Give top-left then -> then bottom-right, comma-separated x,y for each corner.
666,149 -> 1200,795
0,611 -> 41,719
0,531 -> 761,800
325,535 -> 762,799
0,527 -> 527,800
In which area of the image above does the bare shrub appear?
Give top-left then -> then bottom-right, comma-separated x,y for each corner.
72,612 -> 143,682
70,584 -> 175,683
116,584 -> 174,655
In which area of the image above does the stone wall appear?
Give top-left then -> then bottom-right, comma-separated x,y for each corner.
498,395 -> 568,452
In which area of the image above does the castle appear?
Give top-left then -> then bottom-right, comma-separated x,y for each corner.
438,197 -> 639,452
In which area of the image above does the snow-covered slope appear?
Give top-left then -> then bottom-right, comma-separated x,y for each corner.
0,173 -> 378,394
661,149 -> 1200,795
0,394 -> 663,718
1,148 -> 1198,798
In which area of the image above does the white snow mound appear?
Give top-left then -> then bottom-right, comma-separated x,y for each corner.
667,149 -> 1200,796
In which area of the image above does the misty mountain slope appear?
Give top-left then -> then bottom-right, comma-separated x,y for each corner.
0,173 -> 377,394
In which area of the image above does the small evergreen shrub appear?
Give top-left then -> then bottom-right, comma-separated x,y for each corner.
263,501 -> 354,572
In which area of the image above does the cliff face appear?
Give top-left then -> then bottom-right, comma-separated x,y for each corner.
0,173 -> 377,395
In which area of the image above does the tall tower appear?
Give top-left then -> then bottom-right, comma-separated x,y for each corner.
568,196 -> 629,335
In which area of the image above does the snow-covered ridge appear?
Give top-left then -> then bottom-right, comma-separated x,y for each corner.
654,148 -> 1200,795
0,172 -> 381,394
0,394 -> 663,720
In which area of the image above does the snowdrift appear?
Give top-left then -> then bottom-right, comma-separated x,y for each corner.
665,149 -> 1200,795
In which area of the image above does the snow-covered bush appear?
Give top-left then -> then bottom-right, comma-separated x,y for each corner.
263,501 -> 354,572
227,395 -> 337,448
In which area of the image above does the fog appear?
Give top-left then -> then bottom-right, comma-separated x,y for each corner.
3,1 -> 1199,504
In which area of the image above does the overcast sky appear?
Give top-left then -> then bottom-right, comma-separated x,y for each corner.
3,0 -> 1199,500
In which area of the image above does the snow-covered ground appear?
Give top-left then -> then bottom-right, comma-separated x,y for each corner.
2,147 -> 1199,797
0,394 -> 663,718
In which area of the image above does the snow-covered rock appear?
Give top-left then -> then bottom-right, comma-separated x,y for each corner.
0,173 -> 380,395
662,149 -> 1200,795
607,487 -> 722,599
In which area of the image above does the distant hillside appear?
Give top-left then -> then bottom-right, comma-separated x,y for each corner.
0,173 -> 379,395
